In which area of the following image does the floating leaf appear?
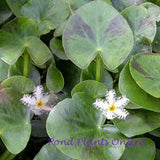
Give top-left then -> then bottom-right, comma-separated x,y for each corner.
0,17 -> 52,65
50,38 -> 68,60
119,63 -> 160,112
47,93 -> 126,160
63,1 -> 134,70
0,88 -> 31,154
71,80 -> 108,98
149,128 -> 160,137
6,0 -> 29,16
1,76 -> 35,94
141,2 -> 160,22
34,143 -> 75,160
130,53 -> 160,98
21,0 -> 70,34
111,0 -> 144,11
121,6 -> 157,42
113,109 -> 160,137
46,63 -> 64,93
81,61 -> 113,89
120,138 -> 156,160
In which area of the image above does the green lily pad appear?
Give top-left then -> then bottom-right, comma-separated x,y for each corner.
0,0 -> 12,24
50,38 -> 68,60
81,61 -> 113,89
0,17 -> 52,65
63,1 -> 134,70
141,2 -> 160,22
6,0 -> 28,16
111,0 -> 144,11
120,138 -> 156,160
119,63 -> 160,112
21,0 -> 70,35
0,88 -> 31,154
121,6 -> 157,42
0,59 -> 9,81
34,143 -> 75,160
130,53 -> 160,98
1,76 -> 35,94
69,0 -> 92,10
113,109 -> 160,137
46,63 -> 64,93
47,93 -> 126,160
8,57 -> 40,85
71,80 -> 108,98
153,27 -> 160,53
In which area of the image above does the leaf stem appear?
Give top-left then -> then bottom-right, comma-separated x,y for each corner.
68,0 -> 74,15
0,150 -> 16,160
23,50 -> 29,77
96,53 -> 101,82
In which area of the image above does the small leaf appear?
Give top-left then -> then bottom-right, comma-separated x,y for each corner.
1,76 -> 35,94
0,88 -> 31,154
71,80 -> 108,98
120,138 -> 156,160
46,63 -> 64,93
21,0 -> 70,35
130,53 -> 160,98
113,109 -> 160,137
50,38 -> 68,60
34,143 -> 75,160
0,59 -> 9,81
119,63 -> 160,112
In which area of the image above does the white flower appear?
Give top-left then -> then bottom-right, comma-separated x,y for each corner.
93,90 -> 129,120
21,85 -> 52,115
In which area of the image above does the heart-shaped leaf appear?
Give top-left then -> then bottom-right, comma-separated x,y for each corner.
6,0 -> 29,16
120,138 -> 156,160
47,93 -> 126,160
50,38 -> 68,60
63,1 -> 134,70
46,63 -> 64,93
121,6 -> 157,42
34,143 -> 75,160
1,76 -> 35,94
0,88 -> 31,154
0,59 -> 9,81
0,17 -> 52,65
71,80 -> 108,98
119,63 -> 160,112
113,109 -> 160,137
81,61 -> 113,89
111,0 -> 145,11
149,128 -> 160,137
21,0 -> 69,35
130,53 -> 160,98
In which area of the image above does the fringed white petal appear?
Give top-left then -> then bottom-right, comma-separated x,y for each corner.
42,94 -> 50,104
93,99 -> 107,111
33,85 -> 43,101
105,89 -> 116,105
114,95 -> 129,108
21,94 -> 36,107
114,108 -> 129,119
30,106 -> 43,115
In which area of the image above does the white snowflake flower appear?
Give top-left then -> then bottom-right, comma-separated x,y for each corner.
93,90 -> 129,120
21,85 -> 52,115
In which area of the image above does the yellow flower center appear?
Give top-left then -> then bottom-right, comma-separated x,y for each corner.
109,104 -> 116,111
36,100 -> 43,108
